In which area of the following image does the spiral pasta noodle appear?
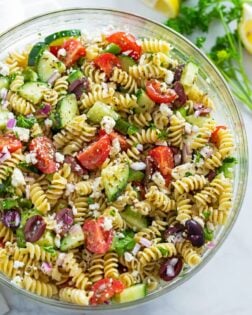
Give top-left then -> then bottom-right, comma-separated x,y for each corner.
59,287 -> 92,305
110,67 -> 137,93
140,38 -> 171,54
7,91 -> 35,115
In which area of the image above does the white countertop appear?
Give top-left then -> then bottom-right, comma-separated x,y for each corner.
0,1 -> 251,314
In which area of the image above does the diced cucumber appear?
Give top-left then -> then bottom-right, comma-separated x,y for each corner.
44,29 -> 81,46
101,162 -> 129,202
180,62 -> 199,87
0,110 -> 12,129
186,115 -> 208,127
176,106 -> 187,118
114,284 -> 147,303
0,76 -> 9,89
121,207 -> 148,231
67,69 -> 84,84
22,67 -> 38,82
28,42 -> 47,67
104,43 -> 121,55
18,82 -> 48,104
36,230 -> 55,247
87,101 -> 119,124
60,225 -> 84,251
37,50 -> 66,82
128,169 -> 145,182
52,94 -> 78,129
118,55 -> 137,72
115,118 -> 139,136
135,89 -> 155,113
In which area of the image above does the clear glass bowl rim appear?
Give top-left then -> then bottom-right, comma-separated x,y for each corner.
0,7 -> 248,312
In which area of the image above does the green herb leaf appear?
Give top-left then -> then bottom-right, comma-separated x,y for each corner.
87,197 -> 94,205
204,227 -> 214,241
43,246 -> 57,256
217,156 -> 237,178
185,172 -> 193,177
128,125 -> 139,136
196,36 -> 206,48
16,228 -> 26,248
16,115 -> 36,129
158,130 -> 169,140
18,161 -> 40,174
202,210 -> 211,220
158,246 -> 169,257
0,198 -> 19,210
111,229 -> 136,256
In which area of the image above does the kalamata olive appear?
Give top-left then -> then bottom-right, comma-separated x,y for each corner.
64,155 -> 87,176
24,215 -> 46,243
143,156 -> 154,186
185,219 -> 205,247
207,170 -> 217,181
2,209 -> 20,228
56,208 -> 74,235
173,64 -> 184,82
68,78 -> 90,100
159,257 -> 183,281
173,81 -> 187,107
163,223 -> 185,241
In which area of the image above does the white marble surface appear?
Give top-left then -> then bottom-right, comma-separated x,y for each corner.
0,1 -> 251,314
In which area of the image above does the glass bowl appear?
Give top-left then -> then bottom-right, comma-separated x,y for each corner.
0,8 -> 248,312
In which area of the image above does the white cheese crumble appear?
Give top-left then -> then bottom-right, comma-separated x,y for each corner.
10,276 -> 23,287
57,48 -> 67,57
93,210 -> 101,218
44,118 -> 53,127
172,163 -> 196,180
192,125 -> 199,133
102,217 -> 113,231
13,127 -> 30,142
69,201 -> 78,215
160,103 -> 173,117
0,61 -> 9,76
13,261 -> 25,269
55,234 -> 61,248
152,171 -> 166,188
90,177 -> 103,198
0,88 -> 8,100
136,143 -> 143,151
184,122 -> 192,135
55,152 -> 64,163
164,70 -> 175,85
65,183 -> 75,196
25,152 -> 37,165
130,161 -> 146,171
110,138 -> 121,157
100,116 -> 116,134
124,252 -> 134,262
200,146 -> 213,159
155,140 -> 167,146
89,203 -> 100,210
11,168 -> 25,187
131,270 -> 139,277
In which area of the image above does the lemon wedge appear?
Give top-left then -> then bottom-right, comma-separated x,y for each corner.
239,3 -> 252,54
143,0 -> 180,18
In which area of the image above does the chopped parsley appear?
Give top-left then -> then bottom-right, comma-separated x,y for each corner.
16,115 -> 36,129
111,229 -> 136,256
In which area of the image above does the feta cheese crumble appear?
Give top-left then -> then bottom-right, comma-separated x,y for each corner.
110,138 -> 121,157
102,217 -> 113,231
25,152 -> 37,165
13,127 -> 30,142
13,261 -> 25,269
152,171 -> 166,188
100,116 -> 115,134
10,276 -> 23,287
55,152 -> 64,163
65,183 -> 75,196
124,252 -> 134,262
89,203 -> 100,210
160,103 -> 173,117
0,61 -> 9,76
164,70 -> 174,85
11,168 -> 25,187
57,48 -> 67,57
44,118 -> 53,127
130,162 -> 146,171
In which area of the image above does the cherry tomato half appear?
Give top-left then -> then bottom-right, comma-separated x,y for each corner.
106,31 -> 142,60
146,80 -> 177,104
94,53 -> 121,77
0,134 -> 22,153
210,126 -> 227,146
60,38 -> 86,67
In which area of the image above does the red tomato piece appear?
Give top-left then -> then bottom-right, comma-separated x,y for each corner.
210,126 -> 227,146
29,136 -> 57,174
90,278 -> 125,305
106,31 -> 142,60
49,45 -> 61,56
94,53 -> 121,77
0,239 -> 4,248
99,130 -> 129,151
0,135 -> 22,153
146,80 -> 177,104
61,38 -> 86,67
83,217 -> 113,255
77,135 -> 111,170
149,146 -> 174,185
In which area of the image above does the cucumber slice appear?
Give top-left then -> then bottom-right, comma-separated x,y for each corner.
18,82 -> 48,104
87,101 -> 119,124
37,50 -> 66,82
67,69 -> 84,84
135,89 -> 155,113
180,62 -> 199,87
22,68 -> 38,82
186,115 -> 208,127
101,162 -> 129,202
118,55 -> 137,72
128,169 -> 145,182
44,29 -> 81,46
0,110 -> 12,129
0,76 -> 9,89
104,43 -> 121,55
53,94 -> 78,129
60,225 -> 84,251
36,230 -> 55,247
121,207 -> 148,231
28,42 -> 47,67
115,118 -> 130,135
114,284 -> 147,303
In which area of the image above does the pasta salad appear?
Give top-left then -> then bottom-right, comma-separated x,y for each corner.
0,29 -> 235,305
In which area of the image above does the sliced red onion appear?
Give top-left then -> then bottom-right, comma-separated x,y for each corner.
47,70 -> 60,85
0,88 -> 8,101
6,118 -> 16,129
0,147 -> 11,163
182,143 -> 192,163
1,100 -> 9,109
2,210 -> 21,228
68,78 -> 90,100
37,104 -> 51,116
41,262 -> 52,274
194,107 -> 211,117
193,103 -> 204,110
174,153 -> 182,166
139,237 -> 152,248
207,241 -> 216,249
131,243 -> 141,255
